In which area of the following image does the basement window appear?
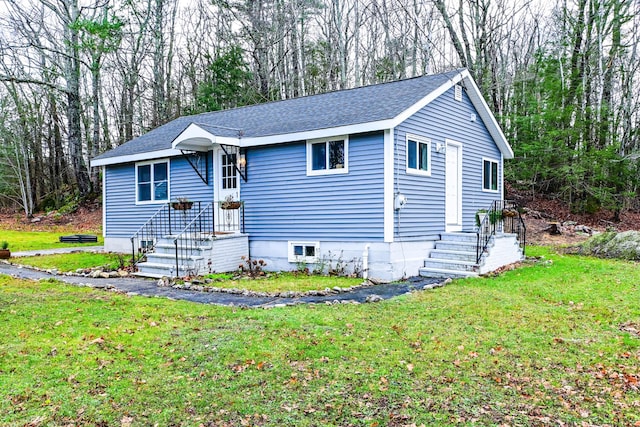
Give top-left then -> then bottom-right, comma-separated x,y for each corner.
288,241 -> 320,263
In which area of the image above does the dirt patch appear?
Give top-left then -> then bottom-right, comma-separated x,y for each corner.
508,185 -> 640,246
0,203 -> 102,233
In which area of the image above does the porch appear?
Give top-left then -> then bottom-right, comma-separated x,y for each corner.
131,201 -> 248,278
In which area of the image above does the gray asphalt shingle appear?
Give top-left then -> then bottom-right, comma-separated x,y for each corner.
93,70 -> 462,162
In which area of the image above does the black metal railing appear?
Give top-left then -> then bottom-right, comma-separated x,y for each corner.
129,202 -> 189,266
476,200 -> 526,263
130,201 -> 245,274
172,201 -> 245,276
173,203 -> 214,276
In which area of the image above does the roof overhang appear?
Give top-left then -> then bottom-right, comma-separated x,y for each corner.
172,123 -> 240,151
92,69 -> 513,166
91,148 -> 185,167
236,69 -> 513,159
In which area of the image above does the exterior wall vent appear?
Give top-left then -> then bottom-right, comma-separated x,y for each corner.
454,84 -> 462,101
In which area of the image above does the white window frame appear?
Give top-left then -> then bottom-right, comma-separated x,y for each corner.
288,241 -> 320,263
135,159 -> 170,204
405,134 -> 431,177
306,136 -> 349,176
482,158 -> 499,193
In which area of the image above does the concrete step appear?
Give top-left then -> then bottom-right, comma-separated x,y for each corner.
430,249 -> 477,263
435,240 -> 479,252
135,261 -> 194,277
440,232 -> 478,243
423,258 -> 478,272
144,252 -> 204,263
153,243 -> 212,255
419,267 -> 479,279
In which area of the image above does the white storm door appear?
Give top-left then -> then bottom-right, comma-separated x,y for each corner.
215,148 -> 239,201
214,148 -> 240,230
445,141 -> 463,232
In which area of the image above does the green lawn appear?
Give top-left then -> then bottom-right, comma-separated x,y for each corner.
207,272 -> 363,293
0,229 -> 104,252
15,252 -> 125,272
1,246 -> 639,425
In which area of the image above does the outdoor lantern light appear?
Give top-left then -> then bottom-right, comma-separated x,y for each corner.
237,150 -> 247,181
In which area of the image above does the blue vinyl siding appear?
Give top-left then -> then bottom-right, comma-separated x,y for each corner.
242,132 -> 385,241
395,86 -> 502,237
104,154 -> 214,237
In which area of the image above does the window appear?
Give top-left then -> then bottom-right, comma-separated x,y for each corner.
136,160 -> 169,203
222,153 -> 237,189
406,135 -> 431,176
482,159 -> 499,192
288,241 -> 320,263
307,136 -> 348,176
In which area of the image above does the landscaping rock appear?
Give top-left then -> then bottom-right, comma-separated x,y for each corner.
90,269 -> 103,278
577,231 -> 640,260
365,294 -> 383,303
99,272 -> 111,279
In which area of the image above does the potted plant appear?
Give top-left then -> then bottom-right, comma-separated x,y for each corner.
475,209 -> 488,228
220,194 -> 242,210
0,241 -> 10,259
171,197 -> 194,211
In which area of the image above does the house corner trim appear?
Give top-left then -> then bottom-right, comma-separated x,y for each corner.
384,128 -> 394,243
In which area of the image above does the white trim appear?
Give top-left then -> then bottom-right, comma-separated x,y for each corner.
405,133 -> 432,177
306,135 -> 349,176
288,241 -> 320,263
101,166 -> 106,238
91,149 -> 183,167
384,128 -> 395,243
445,139 -> 463,232
134,159 -> 170,205
500,152 -> 505,200
481,157 -> 500,193
243,120 -> 394,148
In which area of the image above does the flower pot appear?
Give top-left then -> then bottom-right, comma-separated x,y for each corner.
220,201 -> 242,210
171,201 -> 194,211
0,249 -> 10,259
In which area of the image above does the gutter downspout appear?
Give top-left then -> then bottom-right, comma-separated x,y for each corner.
362,244 -> 370,280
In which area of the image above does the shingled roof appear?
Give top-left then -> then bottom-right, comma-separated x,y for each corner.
92,68 -> 511,166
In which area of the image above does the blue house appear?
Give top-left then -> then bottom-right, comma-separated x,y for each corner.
92,69 -> 525,281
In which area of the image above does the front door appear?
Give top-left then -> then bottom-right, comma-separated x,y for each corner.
445,140 -> 462,232
214,147 -> 240,231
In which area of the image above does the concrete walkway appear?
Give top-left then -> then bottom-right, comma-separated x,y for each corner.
0,256 -> 443,307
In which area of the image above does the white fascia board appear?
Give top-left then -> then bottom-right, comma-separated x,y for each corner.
462,74 -> 514,159
101,167 -> 106,237
240,119 -> 395,147
383,127 -> 395,243
91,148 -> 184,167
390,71 -> 465,127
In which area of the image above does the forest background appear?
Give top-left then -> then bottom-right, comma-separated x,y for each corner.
0,0 -> 638,221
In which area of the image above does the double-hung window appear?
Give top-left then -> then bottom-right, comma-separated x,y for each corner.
406,134 -> 431,176
136,160 -> 169,203
482,158 -> 499,192
307,136 -> 348,176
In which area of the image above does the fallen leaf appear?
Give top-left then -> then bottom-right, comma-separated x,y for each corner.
121,416 -> 134,427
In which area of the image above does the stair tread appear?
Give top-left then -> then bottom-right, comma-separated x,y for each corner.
424,258 -> 478,267
419,267 -> 479,277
